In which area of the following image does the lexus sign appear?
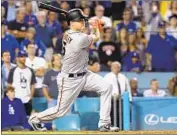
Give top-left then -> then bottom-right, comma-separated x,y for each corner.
144,114 -> 177,125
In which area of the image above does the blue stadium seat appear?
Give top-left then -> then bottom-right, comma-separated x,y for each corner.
74,97 -> 100,112
53,114 -> 81,131
32,97 -> 48,112
99,71 -> 108,77
74,97 -> 100,130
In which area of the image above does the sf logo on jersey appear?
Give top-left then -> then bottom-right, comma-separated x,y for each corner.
62,33 -> 73,56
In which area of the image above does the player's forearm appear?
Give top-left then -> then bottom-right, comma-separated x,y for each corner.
30,85 -> 35,98
145,53 -> 152,70
43,87 -> 51,99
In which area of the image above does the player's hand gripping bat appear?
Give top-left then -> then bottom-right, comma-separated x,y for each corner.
89,19 -> 104,32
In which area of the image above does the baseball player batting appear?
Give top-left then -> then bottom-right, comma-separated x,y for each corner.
29,3 -> 119,132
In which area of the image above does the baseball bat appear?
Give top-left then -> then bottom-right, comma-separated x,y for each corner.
38,2 -> 68,14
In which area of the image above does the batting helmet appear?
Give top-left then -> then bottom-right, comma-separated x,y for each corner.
67,8 -> 88,23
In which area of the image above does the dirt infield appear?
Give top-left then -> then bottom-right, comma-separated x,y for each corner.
2,131 -> 177,134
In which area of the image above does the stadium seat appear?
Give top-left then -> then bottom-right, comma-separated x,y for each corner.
74,97 -> 100,130
99,71 -> 108,77
53,114 -> 81,131
32,97 -> 48,112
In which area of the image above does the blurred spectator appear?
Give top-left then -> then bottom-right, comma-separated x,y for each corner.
128,32 -> 137,51
104,62 -> 132,99
7,51 -> 36,115
95,1 -> 112,17
126,0 -> 143,21
2,21 -> 19,63
51,0 -> 61,9
20,27 -> 46,57
83,6 -> 91,17
146,1 -> 163,40
123,52 -> 143,72
6,0 -> 16,22
135,28 -> 147,65
8,8 -> 28,43
47,11 -> 62,37
90,5 -> 112,28
143,79 -> 167,97
130,78 -> 142,97
58,17 -> 69,32
164,1 -> 177,22
166,15 -> 177,39
35,11 -> 57,62
111,1 -> 126,20
117,28 -> 129,56
121,32 -> 140,71
31,1 -> 39,14
60,1 -> 70,11
43,54 -> 61,108
141,0 -> 151,23
1,1 -> 8,19
1,6 -> 6,23
2,51 -> 16,97
55,37 -> 63,54
15,1 -> 25,8
98,28 -> 121,71
104,61 -> 132,126
25,44 -> 47,98
116,8 -> 138,39
2,86 -> 30,131
24,1 -> 38,26
75,0 -> 93,9
146,22 -> 177,71
88,57 -> 101,73
168,76 -> 177,97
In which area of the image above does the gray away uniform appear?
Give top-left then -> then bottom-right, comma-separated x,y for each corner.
30,29 -> 113,128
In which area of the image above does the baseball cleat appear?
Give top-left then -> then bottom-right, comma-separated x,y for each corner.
99,124 -> 119,132
28,117 -> 47,131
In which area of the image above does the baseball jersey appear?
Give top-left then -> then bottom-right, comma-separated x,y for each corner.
25,57 -> 47,89
7,66 -> 36,103
61,29 -> 93,73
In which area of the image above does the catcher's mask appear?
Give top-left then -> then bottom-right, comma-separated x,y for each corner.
67,8 -> 89,27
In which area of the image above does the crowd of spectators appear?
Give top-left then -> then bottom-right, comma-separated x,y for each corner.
1,0 -> 177,72
1,0 -> 177,131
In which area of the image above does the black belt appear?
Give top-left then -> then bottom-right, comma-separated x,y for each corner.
68,72 -> 86,77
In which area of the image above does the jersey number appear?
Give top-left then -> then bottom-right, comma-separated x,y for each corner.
62,41 -> 66,56
62,34 -> 73,56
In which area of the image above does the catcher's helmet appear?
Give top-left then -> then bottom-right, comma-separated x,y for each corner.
67,8 -> 88,22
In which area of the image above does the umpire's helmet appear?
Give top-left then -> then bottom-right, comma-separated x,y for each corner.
67,8 -> 88,23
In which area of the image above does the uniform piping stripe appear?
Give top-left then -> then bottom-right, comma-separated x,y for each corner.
39,78 -> 64,121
